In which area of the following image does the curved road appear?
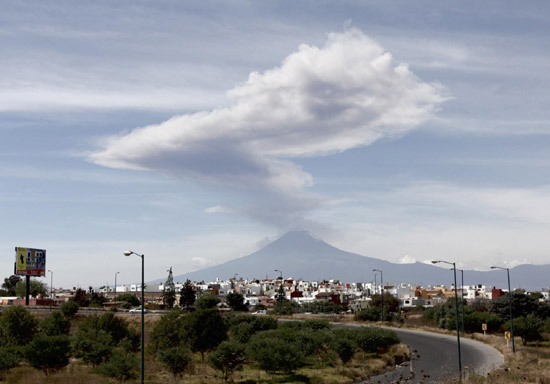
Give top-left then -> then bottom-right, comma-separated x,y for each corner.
362,328 -> 503,383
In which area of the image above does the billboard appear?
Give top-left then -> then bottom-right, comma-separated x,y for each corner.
15,247 -> 46,276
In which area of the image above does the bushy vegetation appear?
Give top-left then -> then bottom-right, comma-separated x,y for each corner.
0,302 -> 404,382
421,292 -> 550,345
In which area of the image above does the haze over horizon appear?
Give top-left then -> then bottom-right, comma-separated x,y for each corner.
2,1 -> 550,288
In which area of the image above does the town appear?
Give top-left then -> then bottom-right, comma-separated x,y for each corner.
3,274 -> 549,313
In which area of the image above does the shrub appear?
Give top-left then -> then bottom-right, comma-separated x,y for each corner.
209,341 -> 246,381
182,308 -> 227,360
463,311 -> 503,333
229,315 -> 278,343
247,332 -> 306,374
95,349 -> 138,382
116,293 -> 141,307
331,328 -> 357,364
354,307 -> 381,322
196,295 -> 221,309
24,335 -> 71,375
0,305 -> 39,346
149,310 -> 184,354
0,345 -> 20,378
41,311 -> 71,336
157,346 -> 192,379
509,314 -> 544,345
355,327 -> 399,354
73,329 -> 114,367
226,292 -> 248,312
60,300 -> 79,318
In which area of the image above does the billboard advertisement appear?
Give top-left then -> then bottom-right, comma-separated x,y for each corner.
15,247 -> 46,276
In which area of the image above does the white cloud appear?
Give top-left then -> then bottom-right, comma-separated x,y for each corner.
92,28 -> 444,228
324,181 -> 550,269
204,205 -> 234,214
399,255 -> 417,264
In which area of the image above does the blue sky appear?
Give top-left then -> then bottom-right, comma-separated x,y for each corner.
2,1 -> 550,288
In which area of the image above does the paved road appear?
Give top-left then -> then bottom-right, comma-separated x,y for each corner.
363,328 -> 503,383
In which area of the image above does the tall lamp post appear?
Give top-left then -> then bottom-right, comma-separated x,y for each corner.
452,268 -> 465,335
114,271 -> 120,310
274,269 -> 283,314
124,251 -> 145,384
373,269 -> 384,321
491,266 -> 515,352
48,269 -> 53,312
432,260 -> 462,374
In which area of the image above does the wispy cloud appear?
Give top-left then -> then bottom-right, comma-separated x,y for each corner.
92,28 -> 445,229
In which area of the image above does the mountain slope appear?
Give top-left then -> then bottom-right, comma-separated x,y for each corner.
164,231 -> 549,290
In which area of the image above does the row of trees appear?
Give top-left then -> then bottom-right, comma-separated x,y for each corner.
422,291 -> 550,345
1,275 -> 48,298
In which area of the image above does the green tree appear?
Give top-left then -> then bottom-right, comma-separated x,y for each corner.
209,341 -> 246,381
371,292 -> 401,315
60,300 -> 79,318
73,329 -> 114,367
509,314 -> 544,345
0,305 -> 39,346
149,310 -> 184,354
490,291 -> 547,321
116,293 -> 141,307
71,288 -> 90,307
73,313 -> 135,367
226,292 -> 248,312
2,275 -> 22,296
163,267 -> 177,309
24,335 -> 71,375
196,295 -> 220,309
182,308 -> 227,360
179,280 -> 196,310
89,291 -> 107,307
157,346 -> 192,379
15,279 -> 48,298
41,311 -> 70,336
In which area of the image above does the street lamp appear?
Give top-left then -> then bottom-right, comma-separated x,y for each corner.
491,266 -> 515,352
124,251 -> 145,384
48,269 -> 53,312
452,268 -> 465,335
114,272 -> 120,310
432,260 -> 462,374
274,269 -> 283,314
373,269 -> 384,321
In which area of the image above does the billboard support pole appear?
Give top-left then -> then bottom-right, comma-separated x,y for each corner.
25,275 -> 30,306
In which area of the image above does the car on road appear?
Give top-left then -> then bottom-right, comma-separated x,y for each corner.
129,307 -> 148,314
251,310 -> 267,315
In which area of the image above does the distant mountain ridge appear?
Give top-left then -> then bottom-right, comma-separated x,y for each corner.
160,230 -> 549,291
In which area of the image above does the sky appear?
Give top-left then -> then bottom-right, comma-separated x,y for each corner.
2,1 -> 550,288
